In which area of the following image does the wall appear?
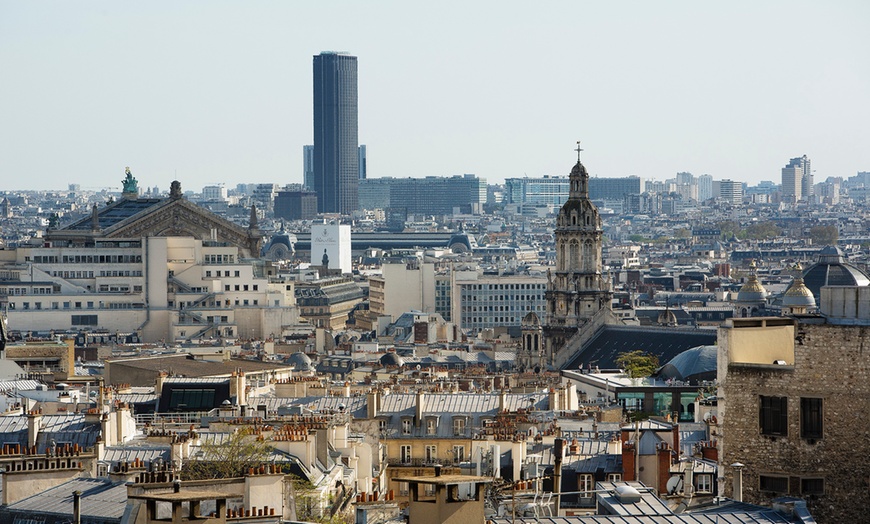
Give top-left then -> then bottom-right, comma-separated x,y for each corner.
719,320 -> 870,523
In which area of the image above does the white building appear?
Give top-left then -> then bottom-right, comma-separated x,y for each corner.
310,223 -> 352,274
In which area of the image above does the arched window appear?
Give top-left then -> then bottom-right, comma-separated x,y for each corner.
570,241 -> 580,268
582,240 -> 593,269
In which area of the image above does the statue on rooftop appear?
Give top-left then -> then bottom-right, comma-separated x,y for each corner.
122,167 -> 138,194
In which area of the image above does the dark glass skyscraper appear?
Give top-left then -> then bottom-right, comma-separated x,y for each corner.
313,52 -> 358,214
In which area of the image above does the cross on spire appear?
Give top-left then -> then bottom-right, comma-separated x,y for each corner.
575,141 -> 584,162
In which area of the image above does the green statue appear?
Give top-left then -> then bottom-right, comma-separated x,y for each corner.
122,166 -> 138,193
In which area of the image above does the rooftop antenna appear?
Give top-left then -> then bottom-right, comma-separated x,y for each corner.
575,141 -> 583,162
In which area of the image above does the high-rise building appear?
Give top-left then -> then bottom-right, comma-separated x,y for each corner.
718,179 -> 743,204
782,155 -> 811,202
303,145 -> 314,191
313,52 -> 358,214
697,174 -> 714,202
588,176 -> 644,201
274,190 -> 318,221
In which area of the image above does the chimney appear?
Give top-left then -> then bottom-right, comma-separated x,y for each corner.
499,390 -> 507,413
415,390 -> 425,426
622,442 -> 636,481
731,463 -> 745,502
548,388 -> 559,411
657,444 -> 671,495
366,388 -> 380,419
27,410 -> 42,449
73,491 -> 82,524
672,423 -> 680,454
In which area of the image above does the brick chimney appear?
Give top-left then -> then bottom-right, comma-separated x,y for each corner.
657,443 -> 672,495
622,442 -> 636,481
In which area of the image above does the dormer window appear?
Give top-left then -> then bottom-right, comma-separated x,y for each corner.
426,417 -> 438,435
402,418 -> 412,435
452,417 -> 466,436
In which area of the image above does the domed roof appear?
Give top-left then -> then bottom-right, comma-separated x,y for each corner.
737,260 -> 767,303
657,308 -> 678,326
782,263 -> 816,308
261,228 -> 297,259
521,311 -> 541,327
379,352 -> 404,367
286,352 -> 312,372
448,232 -> 473,253
655,345 -> 717,384
802,246 -> 870,298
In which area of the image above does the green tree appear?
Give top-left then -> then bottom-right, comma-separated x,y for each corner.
182,428 -> 272,480
745,221 -> 781,240
674,228 -> 692,239
615,350 -> 660,379
809,225 -> 838,246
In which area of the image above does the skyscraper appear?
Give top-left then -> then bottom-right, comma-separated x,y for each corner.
313,52 -> 358,214
782,155 -> 811,202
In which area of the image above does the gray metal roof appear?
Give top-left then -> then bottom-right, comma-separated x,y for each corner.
3,477 -> 128,521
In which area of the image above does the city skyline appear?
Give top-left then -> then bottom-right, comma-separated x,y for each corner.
1,1 -> 868,191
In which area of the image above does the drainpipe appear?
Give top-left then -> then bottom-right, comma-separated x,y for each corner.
731,463 -> 744,502
553,438 -> 564,516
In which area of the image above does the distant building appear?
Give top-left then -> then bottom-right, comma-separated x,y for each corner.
718,179 -> 743,204
274,190 -> 317,221
313,52 -> 359,214
358,144 -> 367,180
589,176 -> 644,202
504,176 -> 569,206
697,174 -> 713,202
368,258 -> 436,322
201,184 -> 228,202
782,155 -> 811,202
358,175 -> 486,216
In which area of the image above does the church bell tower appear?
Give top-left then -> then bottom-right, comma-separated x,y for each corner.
543,143 -> 612,364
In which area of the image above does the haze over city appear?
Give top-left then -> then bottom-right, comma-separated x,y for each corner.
1,0 -> 868,191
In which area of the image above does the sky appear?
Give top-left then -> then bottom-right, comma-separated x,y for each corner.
1,1 -> 869,192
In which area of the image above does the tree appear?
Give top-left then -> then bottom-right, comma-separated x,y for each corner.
615,350 -> 660,379
745,221 -> 781,240
182,428 -> 273,480
809,225 -> 838,246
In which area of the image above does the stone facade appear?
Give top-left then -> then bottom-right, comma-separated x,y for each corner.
718,318 -> 870,523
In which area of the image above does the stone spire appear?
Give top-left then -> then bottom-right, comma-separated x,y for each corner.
249,204 -> 259,231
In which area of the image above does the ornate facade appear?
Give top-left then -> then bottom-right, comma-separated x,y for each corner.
543,153 -> 614,366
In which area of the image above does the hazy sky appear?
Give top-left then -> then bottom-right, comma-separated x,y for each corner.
1,1 -> 868,191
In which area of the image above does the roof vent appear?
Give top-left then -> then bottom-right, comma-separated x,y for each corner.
615,485 -> 642,503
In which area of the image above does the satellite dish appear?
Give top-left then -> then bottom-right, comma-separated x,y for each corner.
703,412 -> 712,422
416,364 -> 422,371
666,475 -> 683,495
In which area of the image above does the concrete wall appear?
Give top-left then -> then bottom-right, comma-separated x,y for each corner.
719,320 -> 870,523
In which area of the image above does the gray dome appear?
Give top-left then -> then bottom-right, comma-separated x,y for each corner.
261,229 -> 297,259
448,232 -> 472,253
803,246 -> 870,299
655,345 -> 717,384
287,352 -> 313,372
379,352 -> 404,367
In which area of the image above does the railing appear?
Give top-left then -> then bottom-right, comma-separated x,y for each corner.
135,411 -> 209,426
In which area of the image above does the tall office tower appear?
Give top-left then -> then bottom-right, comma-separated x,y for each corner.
697,174 -> 713,202
796,155 -> 812,199
782,158 -> 805,202
303,145 -> 314,190
358,145 -> 367,180
719,179 -> 743,204
313,52 -> 359,214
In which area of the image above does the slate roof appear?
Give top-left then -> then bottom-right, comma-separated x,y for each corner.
101,445 -> 171,469
108,354 -> 293,379
63,198 -> 163,230
563,326 -> 717,371
2,477 -> 128,522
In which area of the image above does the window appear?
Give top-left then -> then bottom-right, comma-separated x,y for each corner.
425,445 -> 437,463
759,396 -> 788,436
607,473 -> 622,483
234,271 -> 240,277
578,474 -> 594,495
402,419 -> 412,435
205,271 -> 212,277
426,418 -> 437,435
453,417 -> 466,436
398,482 -> 409,496
801,478 -> 824,495
452,445 -> 464,464
696,474 -> 713,493
800,398 -> 823,439
759,475 -> 789,493
378,419 -> 387,433
400,445 -> 412,464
